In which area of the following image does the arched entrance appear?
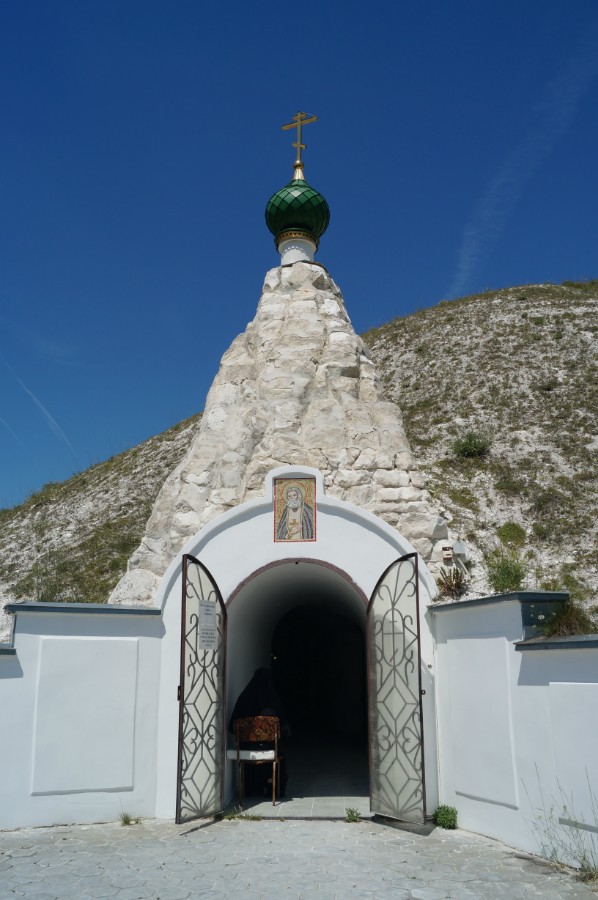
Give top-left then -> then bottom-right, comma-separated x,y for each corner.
226,560 -> 370,810
175,552 -> 427,823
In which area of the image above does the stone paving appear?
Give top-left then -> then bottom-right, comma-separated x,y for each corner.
0,817 -> 595,899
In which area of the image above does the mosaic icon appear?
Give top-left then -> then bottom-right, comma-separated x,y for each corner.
273,477 -> 316,542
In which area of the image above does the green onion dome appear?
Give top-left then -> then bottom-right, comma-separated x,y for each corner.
265,168 -> 330,248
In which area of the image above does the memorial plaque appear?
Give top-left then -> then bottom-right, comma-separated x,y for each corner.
198,600 -> 218,650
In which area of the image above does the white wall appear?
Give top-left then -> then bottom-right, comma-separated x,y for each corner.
433,597 -> 598,862
0,608 -> 163,829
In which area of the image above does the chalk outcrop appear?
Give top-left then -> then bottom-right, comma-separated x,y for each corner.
110,262 -> 439,605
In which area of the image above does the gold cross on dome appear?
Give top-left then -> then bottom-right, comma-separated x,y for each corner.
281,111 -> 318,165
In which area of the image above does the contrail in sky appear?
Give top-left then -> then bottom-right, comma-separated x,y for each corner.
1,354 -> 80,464
449,19 -> 598,299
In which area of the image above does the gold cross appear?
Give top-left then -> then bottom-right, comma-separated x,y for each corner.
281,111 -> 318,165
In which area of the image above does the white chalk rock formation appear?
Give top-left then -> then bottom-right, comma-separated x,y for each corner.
110,262 -> 439,605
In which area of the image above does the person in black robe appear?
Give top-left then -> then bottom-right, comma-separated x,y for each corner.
229,668 -> 289,796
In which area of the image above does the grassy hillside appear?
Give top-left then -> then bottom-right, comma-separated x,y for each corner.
0,414 -> 201,639
364,279 -> 597,605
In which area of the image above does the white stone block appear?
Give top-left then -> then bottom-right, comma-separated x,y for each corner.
411,537 -> 433,559
289,299 -> 318,314
172,510 -> 202,532
321,298 -> 342,316
353,448 -> 393,470
219,468 -> 242,488
280,261 -> 313,288
378,488 -> 402,502
334,469 -> 371,489
394,450 -> 415,469
311,270 -> 330,290
397,485 -> 424,502
374,470 -> 410,487
329,330 -> 353,343
262,268 -> 280,292
210,488 -> 238,506
258,302 -> 285,320
399,509 -> 435,541
184,471 -> 211,487
325,447 -> 360,467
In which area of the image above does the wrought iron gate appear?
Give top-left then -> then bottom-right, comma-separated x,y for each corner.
367,553 -> 426,822
176,554 -> 227,823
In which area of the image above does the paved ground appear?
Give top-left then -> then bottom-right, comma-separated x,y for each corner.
229,790 -> 371,819
227,791 -> 372,819
0,817 -> 595,899
232,735 -> 371,818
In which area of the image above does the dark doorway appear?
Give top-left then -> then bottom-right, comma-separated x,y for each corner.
271,602 -> 368,798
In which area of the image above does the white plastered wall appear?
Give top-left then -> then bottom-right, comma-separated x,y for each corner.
0,610 -> 163,829
433,599 -> 598,860
155,466 -> 439,818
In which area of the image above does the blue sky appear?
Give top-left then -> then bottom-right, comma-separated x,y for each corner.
1,1 -> 597,509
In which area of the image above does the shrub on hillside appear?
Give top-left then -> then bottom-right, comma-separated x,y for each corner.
452,431 -> 491,459
496,521 -> 526,548
493,465 -> 526,496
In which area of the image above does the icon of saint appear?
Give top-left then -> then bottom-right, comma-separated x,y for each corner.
276,484 -> 314,541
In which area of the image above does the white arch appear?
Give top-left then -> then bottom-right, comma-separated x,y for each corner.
154,466 -> 439,817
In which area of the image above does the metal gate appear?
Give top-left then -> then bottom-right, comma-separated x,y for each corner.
175,554 -> 227,823
367,553 -> 426,822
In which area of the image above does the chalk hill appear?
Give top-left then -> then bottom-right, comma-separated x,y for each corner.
1,277 -> 596,640
0,415 -> 200,640
365,279 -> 597,603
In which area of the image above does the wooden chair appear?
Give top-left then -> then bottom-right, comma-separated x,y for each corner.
227,716 -> 281,807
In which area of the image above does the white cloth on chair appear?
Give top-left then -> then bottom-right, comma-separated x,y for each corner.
226,749 -> 276,761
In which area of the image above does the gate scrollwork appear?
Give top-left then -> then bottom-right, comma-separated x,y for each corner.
176,554 -> 227,823
367,553 -> 426,823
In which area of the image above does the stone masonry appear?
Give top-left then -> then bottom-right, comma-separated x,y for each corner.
110,262 -> 441,605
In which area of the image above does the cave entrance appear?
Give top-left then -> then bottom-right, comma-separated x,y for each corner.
271,603 -> 369,801
224,560 -> 370,816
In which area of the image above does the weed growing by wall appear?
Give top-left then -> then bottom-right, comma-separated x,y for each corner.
434,805 -> 458,829
542,599 -> 598,637
487,550 -> 526,592
525,772 -> 598,882
436,566 -> 468,600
